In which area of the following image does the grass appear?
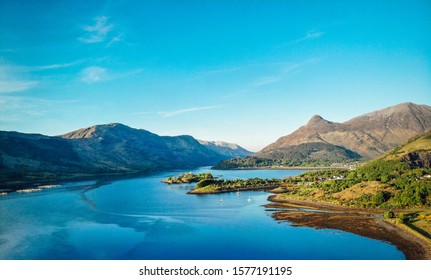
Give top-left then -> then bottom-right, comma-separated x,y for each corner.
189,185 -> 220,193
406,210 -> 431,240
385,133 -> 431,160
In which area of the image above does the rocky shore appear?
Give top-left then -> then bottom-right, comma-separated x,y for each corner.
267,195 -> 431,260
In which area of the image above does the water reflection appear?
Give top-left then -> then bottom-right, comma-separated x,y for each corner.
0,168 -> 405,260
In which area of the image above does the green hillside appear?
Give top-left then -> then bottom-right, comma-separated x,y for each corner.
270,132 -> 431,246
275,132 -> 431,208
384,132 -> 431,161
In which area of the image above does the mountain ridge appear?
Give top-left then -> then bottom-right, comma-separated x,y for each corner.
215,102 -> 431,169
261,102 -> 431,158
0,123 -> 244,188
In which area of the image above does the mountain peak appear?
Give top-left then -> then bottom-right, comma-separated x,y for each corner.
400,101 -> 415,107
309,114 -> 323,121
396,102 -> 418,109
60,123 -> 140,139
307,115 -> 331,126
259,102 -> 431,160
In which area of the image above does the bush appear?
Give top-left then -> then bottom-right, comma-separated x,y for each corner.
384,211 -> 395,219
397,213 -> 409,223
196,179 -> 218,188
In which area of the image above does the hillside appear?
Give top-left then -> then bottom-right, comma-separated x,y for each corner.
273,131 -> 431,208
0,132 -> 84,181
198,140 -> 252,158
0,123 -> 229,189
214,102 -> 431,169
266,132 -> 431,253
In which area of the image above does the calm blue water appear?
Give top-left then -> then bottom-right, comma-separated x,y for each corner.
0,167 -> 404,260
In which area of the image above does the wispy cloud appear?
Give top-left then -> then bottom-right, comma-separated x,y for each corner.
0,95 -> 78,121
281,30 -> 325,47
252,75 -> 285,87
304,30 -> 324,40
79,16 -> 114,44
159,106 -> 220,117
0,64 -> 38,93
293,30 -> 324,44
251,63 -> 302,87
79,66 -> 142,83
80,66 -> 107,83
0,80 -> 38,93
28,61 -> 82,71
0,60 -> 82,93
8,61 -> 82,72
108,34 -> 123,46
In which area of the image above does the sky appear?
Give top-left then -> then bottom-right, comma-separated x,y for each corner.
0,0 -> 430,151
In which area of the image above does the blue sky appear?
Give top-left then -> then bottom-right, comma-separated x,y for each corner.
0,0 -> 430,151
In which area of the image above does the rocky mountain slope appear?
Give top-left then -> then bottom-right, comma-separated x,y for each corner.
261,102 -> 431,159
214,102 -> 431,169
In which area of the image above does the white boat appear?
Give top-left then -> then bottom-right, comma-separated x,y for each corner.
247,196 -> 251,202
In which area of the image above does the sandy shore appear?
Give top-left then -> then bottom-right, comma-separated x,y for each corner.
267,195 -> 431,260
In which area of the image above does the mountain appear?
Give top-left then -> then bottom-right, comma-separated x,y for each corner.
61,123 -> 226,170
214,102 -> 431,169
0,123 -> 227,188
198,140 -> 252,158
261,102 -> 431,159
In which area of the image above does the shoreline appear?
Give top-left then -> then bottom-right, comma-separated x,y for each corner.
187,185 -> 278,194
212,166 -> 349,171
267,195 -> 431,260
268,195 -> 385,213
0,168 -> 192,194
187,182 -> 431,259
0,171 -> 151,193
0,165 -> 344,192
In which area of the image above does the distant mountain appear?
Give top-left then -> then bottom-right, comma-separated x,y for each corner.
214,102 -> 431,169
0,123 -> 227,188
198,140 -> 252,158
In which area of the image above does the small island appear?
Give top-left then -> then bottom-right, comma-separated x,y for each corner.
162,172 -> 282,194
162,172 -> 215,184
189,177 -> 282,194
